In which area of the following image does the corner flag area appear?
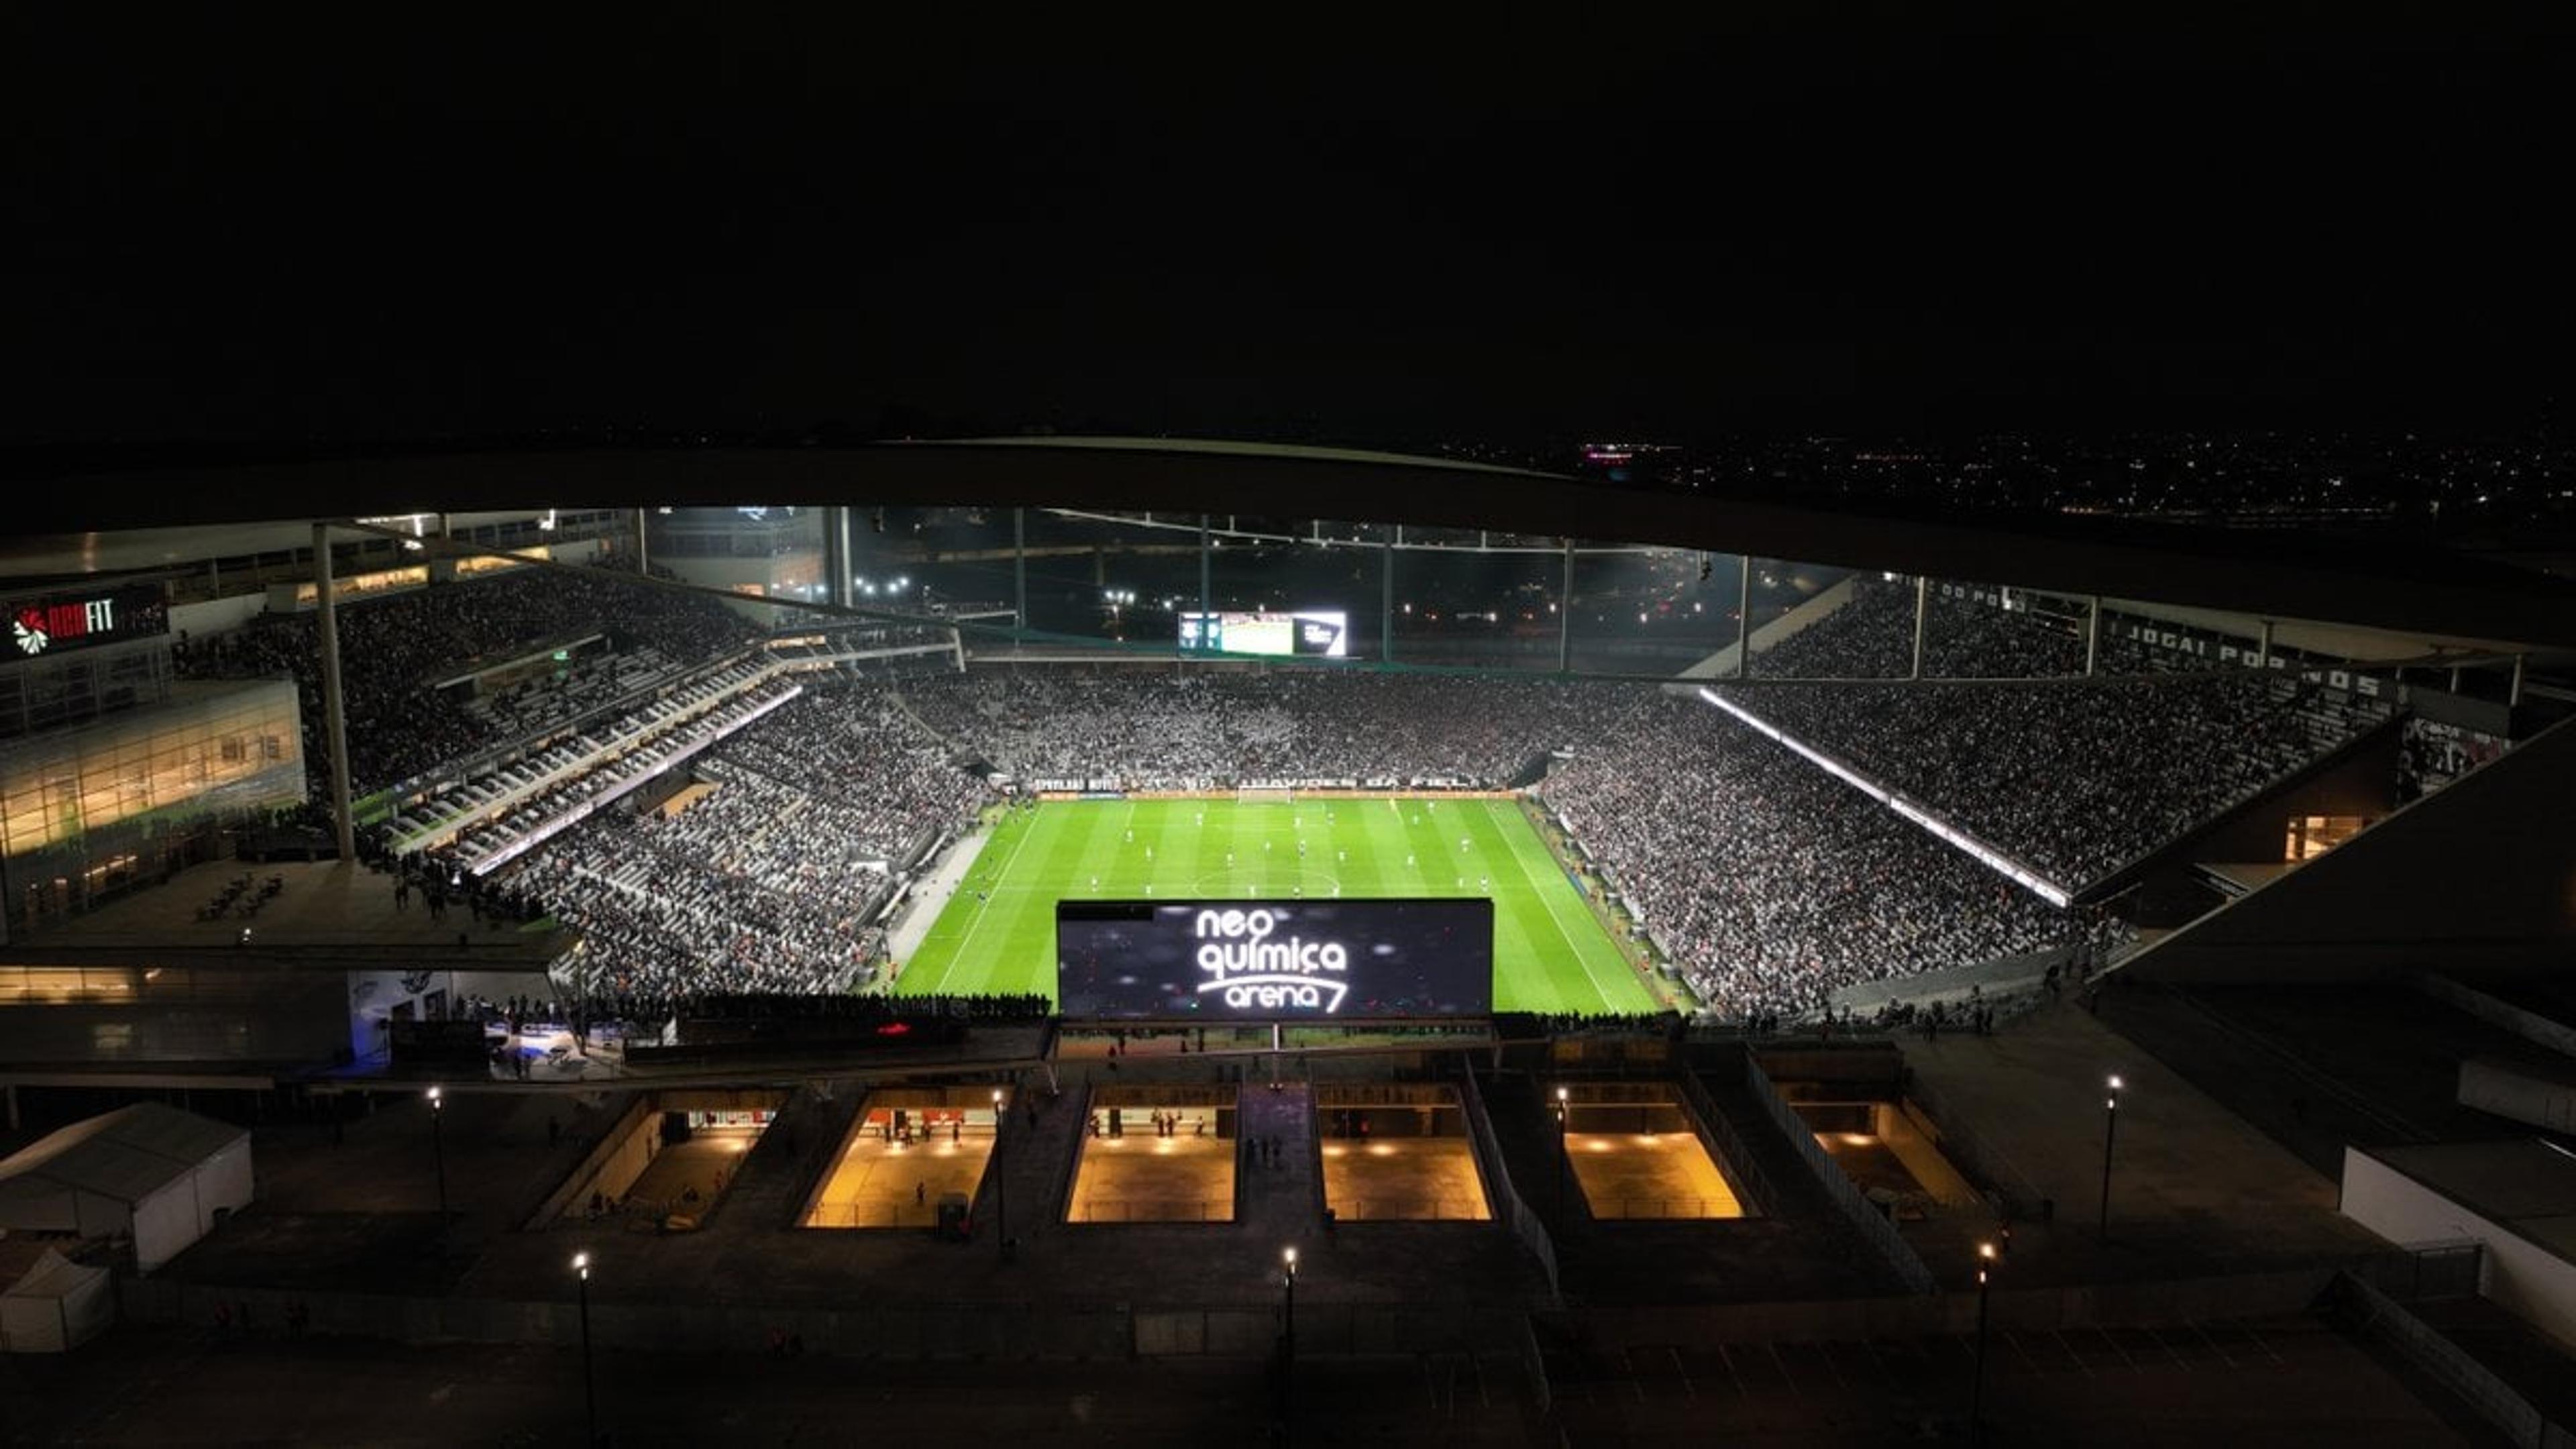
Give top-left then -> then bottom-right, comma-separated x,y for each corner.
893,798 -> 1660,1015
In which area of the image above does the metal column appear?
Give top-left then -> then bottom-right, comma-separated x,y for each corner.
2086,595 -> 2102,677
826,506 -> 851,608
633,508 -> 647,570
1911,576 -> 1929,680
1558,541 -> 1574,674
1012,508 -> 1028,637
1198,515 -> 1212,650
2512,653 -> 2527,707
312,523 -> 357,862
2258,619 -> 2275,670
1737,553 -> 1754,679
1381,541 -> 1395,664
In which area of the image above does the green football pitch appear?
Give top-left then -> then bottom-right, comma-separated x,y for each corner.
892,798 -> 1660,1015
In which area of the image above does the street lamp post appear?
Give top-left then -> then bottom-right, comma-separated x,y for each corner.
573,1251 -> 596,1448
993,1088 -> 1010,1263
1971,1240 -> 1998,1442
1555,1086 -> 1572,1226
426,1086 -> 447,1229
1281,1246 -> 1299,1426
2099,1074 -> 2124,1242
1281,1246 -> 1298,1352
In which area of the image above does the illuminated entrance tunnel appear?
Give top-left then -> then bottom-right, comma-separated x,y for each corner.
1315,1084 -> 1493,1222
1067,1087 -> 1238,1224
805,1086 -> 1011,1230
545,1089 -> 786,1232
1553,1082 -> 1753,1220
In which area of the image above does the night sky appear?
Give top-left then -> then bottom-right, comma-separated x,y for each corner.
9,9 -> 2572,448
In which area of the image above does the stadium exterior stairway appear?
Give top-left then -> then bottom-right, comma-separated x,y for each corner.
1474,1067 -> 1586,1236
725,1080 -> 869,1228
980,1074 -> 1089,1252
1687,1046 -> 1866,1228
1236,1080 -> 1322,1240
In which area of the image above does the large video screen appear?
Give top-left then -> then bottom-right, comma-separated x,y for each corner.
1057,898 -> 1493,1019
1178,610 -> 1348,657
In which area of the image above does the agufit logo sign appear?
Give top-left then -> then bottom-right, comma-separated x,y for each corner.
1193,908 -> 1350,1012
7,586 -> 168,663
13,597 -> 118,657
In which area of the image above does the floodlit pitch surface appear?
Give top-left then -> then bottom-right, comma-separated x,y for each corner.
896,798 -> 1656,1015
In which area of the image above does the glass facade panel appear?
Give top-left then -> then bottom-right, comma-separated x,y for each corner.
0,678 -> 304,934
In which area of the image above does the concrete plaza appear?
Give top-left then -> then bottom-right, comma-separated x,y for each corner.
806,1117 -> 996,1229
1565,1129 -> 1746,1220
1320,1138 -> 1491,1220
1069,1131 -> 1236,1223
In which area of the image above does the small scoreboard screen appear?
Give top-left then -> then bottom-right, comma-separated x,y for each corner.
1057,898 -> 1493,1019
1177,610 -> 1348,657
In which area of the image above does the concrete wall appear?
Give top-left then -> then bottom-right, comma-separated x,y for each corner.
529,1097 -> 659,1227
2341,1146 -> 2576,1352
111,1260 -> 2340,1362
116,1276 -> 1515,1360
2457,1059 -> 2576,1136
2418,975 -> 2576,1062
1564,1264 -> 2347,1352
2128,716 -> 2576,984
168,593 -> 268,641
1753,1044 -> 1908,1093
1879,1102 -> 1981,1207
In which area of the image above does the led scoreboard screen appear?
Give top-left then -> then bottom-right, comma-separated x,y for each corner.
1057,898 -> 1493,1020
1177,610 -> 1348,657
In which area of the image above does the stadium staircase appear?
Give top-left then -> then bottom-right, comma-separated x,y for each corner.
1236,1081 -> 1322,1239
984,1077 -> 1090,1251
724,1081 -> 869,1227
1474,1069 -> 1587,1237
885,686 -> 971,757
1684,1048 -> 1907,1265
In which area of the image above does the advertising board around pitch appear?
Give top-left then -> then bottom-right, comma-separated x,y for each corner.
1057,898 -> 1494,1020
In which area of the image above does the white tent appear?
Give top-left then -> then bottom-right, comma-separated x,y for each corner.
0,1250 -> 115,1352
0,1104 -> 254,1272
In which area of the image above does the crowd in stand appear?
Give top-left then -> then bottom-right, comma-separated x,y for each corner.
172,559 -> 758,792
1725,674 -> 2360,886
467,645 -> 692,742
1497,1010 -> 1679,1037
201,566 -> 2373,1022
470,663 -> 2275,1016
900,669 -> 1607,786
1538,690 -> 2069,1018
492,685 -> 986,998
419,661 -> 786,871
659,990 -> 1049,1023
455,987 -> 1049,1040
1750,577 -> 2091,680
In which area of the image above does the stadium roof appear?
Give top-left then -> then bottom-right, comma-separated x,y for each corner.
7,438 -> 2576,647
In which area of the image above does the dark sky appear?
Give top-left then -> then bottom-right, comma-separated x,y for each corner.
9,8 -> 2573,447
